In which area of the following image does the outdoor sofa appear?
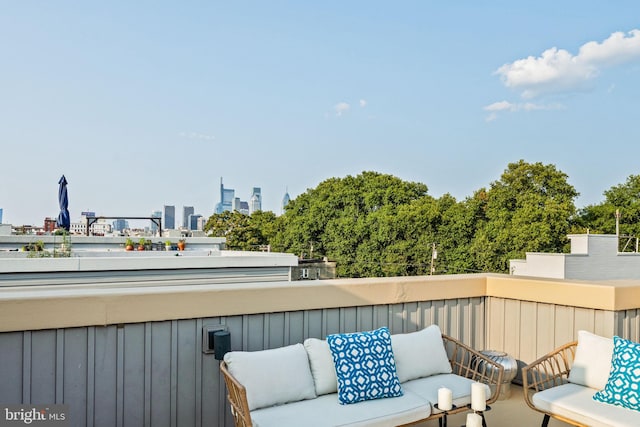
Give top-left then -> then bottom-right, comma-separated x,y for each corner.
220,324 -> 504,427
523,330 -> 640,427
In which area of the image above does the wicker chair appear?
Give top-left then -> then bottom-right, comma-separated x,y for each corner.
522,341 -> 580,427
221,361 -> 252,427
220,334 -> 504,427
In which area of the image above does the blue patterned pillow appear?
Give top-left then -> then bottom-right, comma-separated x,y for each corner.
593,336 -> 640,411
327,327 -> 403,404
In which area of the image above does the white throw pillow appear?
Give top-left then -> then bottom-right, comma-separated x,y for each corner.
303,338 -> 338,395
223,343 -> 317,411
391,324 -> 452,383
568,330 -> 614,390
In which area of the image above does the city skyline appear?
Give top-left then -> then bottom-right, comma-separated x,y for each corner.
1,2 -> 640,225
0,180 -> 269,228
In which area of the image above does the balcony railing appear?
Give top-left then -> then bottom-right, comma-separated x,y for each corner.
1,271 -> 638,426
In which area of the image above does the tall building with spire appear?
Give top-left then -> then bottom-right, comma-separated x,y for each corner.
215,178 -> 234,214
281,188 -> 290,215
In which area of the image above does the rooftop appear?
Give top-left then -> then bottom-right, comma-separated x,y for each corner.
1,256 -> 636,426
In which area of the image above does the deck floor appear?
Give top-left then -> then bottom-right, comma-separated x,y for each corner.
419,385 -> 569,427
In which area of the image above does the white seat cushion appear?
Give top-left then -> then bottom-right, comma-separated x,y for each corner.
403,373 -> 490,409
568,330 -> 614,390
304,338 -> 338,395
391,325 -> 452,383
533,383 -> 640,427
250,391 -> 431,427
223,343 -> 316,411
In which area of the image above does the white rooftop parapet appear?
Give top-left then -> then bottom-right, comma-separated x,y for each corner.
0,251 -> 298,274
511,234 -> 640,280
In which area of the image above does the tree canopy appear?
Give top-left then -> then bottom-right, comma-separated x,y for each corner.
202,161 -> 640,276
274,171 -> 431,277
576,175 -> 640,250
469,160 -> 578,272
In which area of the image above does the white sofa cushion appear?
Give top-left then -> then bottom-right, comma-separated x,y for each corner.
533,383 -> 640,427
304,338 -> 338,395
402,373 -> 490,409
568,330 -> 614,390
223,343 -> 316,411
391,325 -> 452,383
250,390 -> 431,427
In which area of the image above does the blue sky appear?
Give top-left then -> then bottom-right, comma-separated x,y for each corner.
2,1 -> 640,226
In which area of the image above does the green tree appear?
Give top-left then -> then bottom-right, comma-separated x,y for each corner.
432,193 -> 482,274
204,210 -> 277,251
249,210 -> 279,249
470,160 -> 579,273
274,171 -> 430,277
576,175 -> 640,249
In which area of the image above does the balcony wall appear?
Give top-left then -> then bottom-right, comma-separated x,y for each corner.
1,273 -> 640,427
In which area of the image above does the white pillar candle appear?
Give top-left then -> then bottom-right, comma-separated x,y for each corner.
437,387 -> 453,411
471,382 -> 486,411
466,412 -> 483,427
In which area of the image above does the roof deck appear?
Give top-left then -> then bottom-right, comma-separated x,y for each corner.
1,265 -> 636,426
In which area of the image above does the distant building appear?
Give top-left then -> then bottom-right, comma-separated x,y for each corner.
291,258 -> 337,281
150,211 -> 162,233
0,208 -> 3,224
112,219 -> 128,232
197,216 -> 207,232
215,178 -> 235,214
281,189 -> 291,214
163,205 -> 175,230
250,187 -> 262,214
233,198 -> 250,215
510,233 -> 640,280
182,206 -> 194,229
71,215 -> 112,235
188,214 -> 202,231
43,217 -> 56,233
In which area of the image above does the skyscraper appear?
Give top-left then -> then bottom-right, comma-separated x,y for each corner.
250,187 -> 262,214
0,208 -> 3,224
112,219 -> 128,231
215,178 -> 234,214
182,206 -> 194,228
151,210 -> 162,233
196,216 -> 207,231
163,205 -> 175,230
188,214 -> 202,231
233,198 -> 249,215
281,188 -> 291,215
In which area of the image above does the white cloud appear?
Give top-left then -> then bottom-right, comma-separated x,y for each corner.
334,102 -> 350,116
579,30 -> 640,66
485,113 -> 499,122
359,99 -> 367,108
483,100 -> 564,121
484,100 -> 515,112
179,132 -> 215,141
496,29 -> 640,98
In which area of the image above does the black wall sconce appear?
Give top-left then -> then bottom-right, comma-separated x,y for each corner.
202,325 -> 231,360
